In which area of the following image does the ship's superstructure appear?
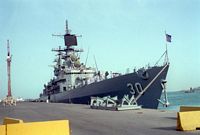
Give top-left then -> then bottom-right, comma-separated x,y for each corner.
39,21 -> 170,109
42,21 -> 97,96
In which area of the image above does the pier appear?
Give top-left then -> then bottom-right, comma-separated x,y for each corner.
0,102 -> 198,135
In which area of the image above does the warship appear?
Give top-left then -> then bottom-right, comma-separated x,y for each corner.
39,21 -> 170,109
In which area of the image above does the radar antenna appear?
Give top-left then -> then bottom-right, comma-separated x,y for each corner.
52,20 -> 78,47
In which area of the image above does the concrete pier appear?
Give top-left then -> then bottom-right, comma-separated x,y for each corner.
0,102 -> 199,135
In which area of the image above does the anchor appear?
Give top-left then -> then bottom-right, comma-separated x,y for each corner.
158,79 -> 170,107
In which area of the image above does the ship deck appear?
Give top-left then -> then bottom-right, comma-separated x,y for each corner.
0,102 -> 198,135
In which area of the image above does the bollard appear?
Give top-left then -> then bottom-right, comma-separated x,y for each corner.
0,125 -> 6,135
0,117 -> 70,135
177,106 -> 200,131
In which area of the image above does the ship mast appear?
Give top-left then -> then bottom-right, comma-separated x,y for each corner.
65,20 -> 70,35
51,20 -> 82,71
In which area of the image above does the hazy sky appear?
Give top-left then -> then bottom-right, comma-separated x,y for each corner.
0,0 -> 200,99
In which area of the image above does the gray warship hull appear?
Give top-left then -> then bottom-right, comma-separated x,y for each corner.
40,64 -> 169,109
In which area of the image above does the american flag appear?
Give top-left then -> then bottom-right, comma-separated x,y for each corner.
166,34 -> 172,42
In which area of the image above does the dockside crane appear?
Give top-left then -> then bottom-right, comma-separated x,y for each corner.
7,40 -> 12,97
2,40 -> 16,106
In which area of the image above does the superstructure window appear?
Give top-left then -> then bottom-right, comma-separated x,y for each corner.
63,87 -> 66,91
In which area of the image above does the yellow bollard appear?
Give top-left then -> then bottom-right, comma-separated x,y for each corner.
177,109 -> 200,131
1,117 -> 70,135
6,120 -> 70,135
0,125 -> 6,135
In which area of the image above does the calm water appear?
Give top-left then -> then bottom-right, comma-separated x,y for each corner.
158,91 -> 200,111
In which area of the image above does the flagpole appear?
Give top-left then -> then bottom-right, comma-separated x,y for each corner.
166,42 -> 168,63
165,31 -> 169,64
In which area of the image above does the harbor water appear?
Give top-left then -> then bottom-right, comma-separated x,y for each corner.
159,91 -> 200,111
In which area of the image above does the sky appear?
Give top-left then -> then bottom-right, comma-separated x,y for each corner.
0,0 -> 200,99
